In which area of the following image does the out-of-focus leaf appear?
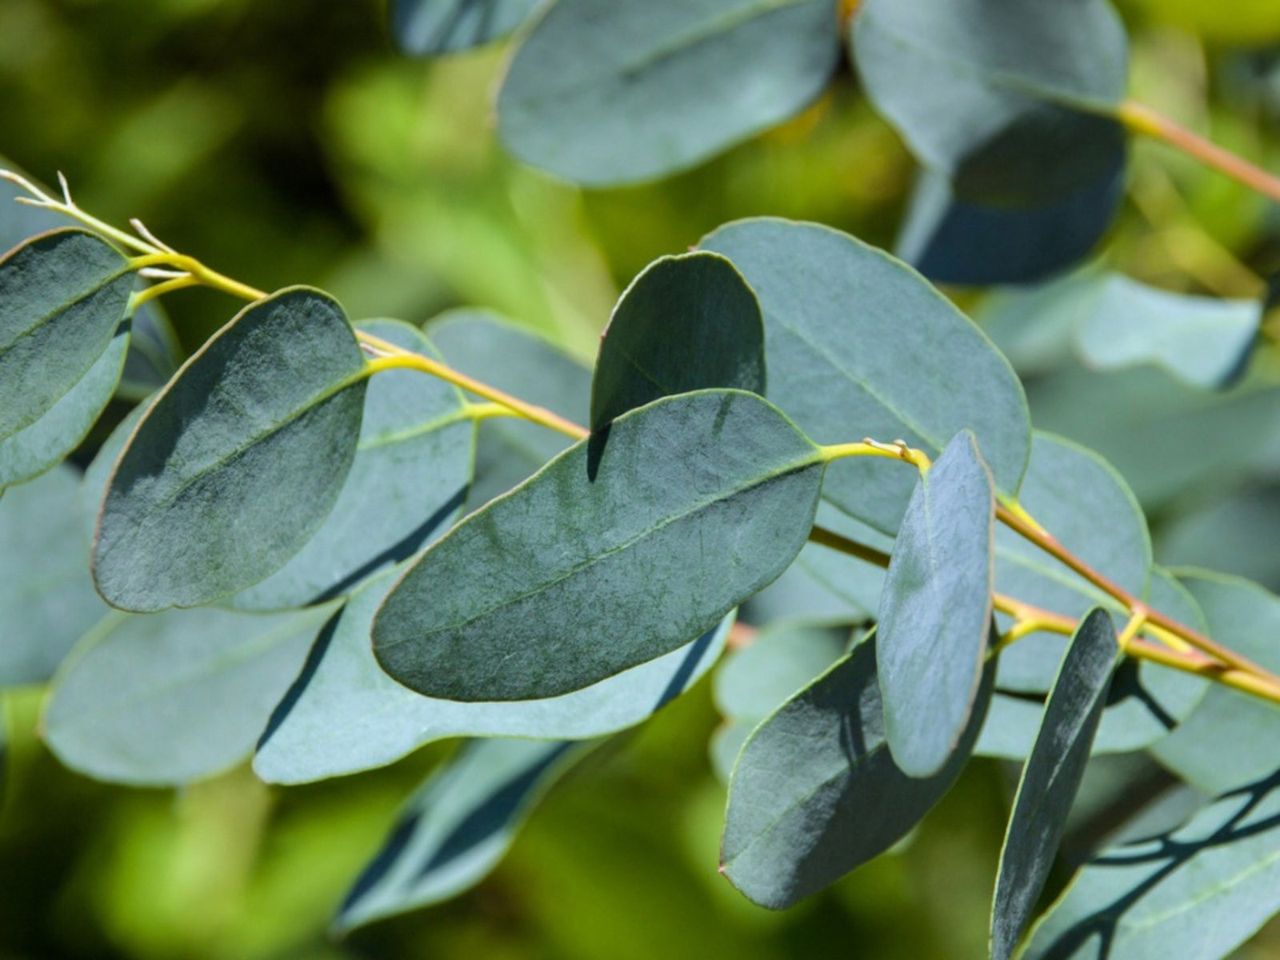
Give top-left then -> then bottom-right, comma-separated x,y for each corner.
1022,769 -> 1280,960
0,466 -> 108,687
497,0 -> 840,185
702,217 -> 1030,535
590,252 -> 764,430
391,0 -> 541,55
429,310 -> 590,509
1076,275 -> 1263,389
1157,487 -> 1280,591
373,391 -> 824,702
255,567 -> 729,784
878,431 -> 994,778
231,320 -> 473,610
978,267 -> 1108,376
1152,571 -> 1280,795
991,609 -> 1116,960
0,229 -> 133,439
93,288 -> 368,612
43,603 -> 334,785
713,622 -> 848,725
335,738 -> 592,932
721,633 -> 993,908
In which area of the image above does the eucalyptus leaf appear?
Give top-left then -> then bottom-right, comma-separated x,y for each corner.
255,567 -> 729,784
335,738 -> 591,932
429,310 -> 590,509
979,267 -> 1108,376
878,431 -> 994,778
1151,572 -> 1280,795
590,252 -> 764,430
853,0 -> 1128,205
231,320 -> 473,610
1157,487 -> 1280,590
118,303 -> 182,400
373,390 -> 824,702
496,0 -> 841,185
1021,768 -> 1280,960
991,609 -> 1116,960
721,633 -> 994,909
93,288 -> 368,612
391,0 -> 540,55
0,466 -> 108,688
0,229 -> 134,439
1075,275 -> 1263,389
43,603 -> 334,785
701,218 -> 1030,535
0,318 -> 128,489
713,622 -> 848,724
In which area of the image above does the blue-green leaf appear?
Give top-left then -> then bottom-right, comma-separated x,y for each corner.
255,567 -> 729,784
373,390 -> 825,701
590,252 -> 764,430
991,609 -> 1116,960
43,603 -> 334,785
496,0 -> 841,185
0,466 -> 108,688
92,288 -> 368,612
1022,769 -> 1280,960
391,0 -> 540,55
721,632 -> 994,908
335,738 -> 591,932
231,320 -> 474,610
701,218 -> 1030,535
0,229 -> 133,439
713,622 -> 848,725
878,431 -> 994,778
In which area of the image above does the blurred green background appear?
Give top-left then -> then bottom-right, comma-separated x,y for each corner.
2,1 -> 1280,957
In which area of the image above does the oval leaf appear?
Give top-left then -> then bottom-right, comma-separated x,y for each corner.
0,228 -> 133,438
335,738 -> 592,933
991,608 -> 1116,960
496,0 -> 840,185
255,567 -> 729,784
231,320 -> 474,610
373,390 -> 825,701
878,430 -> 995,777
701,218 -> 1030,535
590,251 -> 764,430
721,632 -> 994,908
92,288 -> 368,612
43,603 -> 333,785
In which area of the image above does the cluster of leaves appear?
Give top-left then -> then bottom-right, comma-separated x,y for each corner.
3,0 -> 1280,957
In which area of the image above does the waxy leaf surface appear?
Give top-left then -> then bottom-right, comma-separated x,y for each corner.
702,218 -> 1029,535
374,390 -> 824,701
93,288 -> 368,612
497,0 -> 840,185
878,431 -> 995,778
590,252 -> 764,430
991,609 -> 1116,960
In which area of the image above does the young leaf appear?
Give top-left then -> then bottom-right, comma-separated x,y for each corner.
230,320 -> 474,610
991,609 -> 1116,960
1152,572 -> 1280,795
0,319 -> 128,490
896,165 -> 1124,286
590,252 -> 764,430
335,738 -> 592,933
1076,275 -> 1265,389
1021,769 -> 1280,960
0,466 -> 109,687
496,0 -> 841,185
701,218 -> 1030,535
255,567 -> 729,784
391,0 -> 540,55
92,288 -> 368,612
430,310 -> 590,509
43,603 -> 334,786
721,632 -> 994,909
374,390 -> 825,701
878,431 -> 995,778
0,229 -> 134,438
853,0 -> 1129,204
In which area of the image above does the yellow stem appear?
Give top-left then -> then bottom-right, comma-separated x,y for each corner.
129,275 -> 199,311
